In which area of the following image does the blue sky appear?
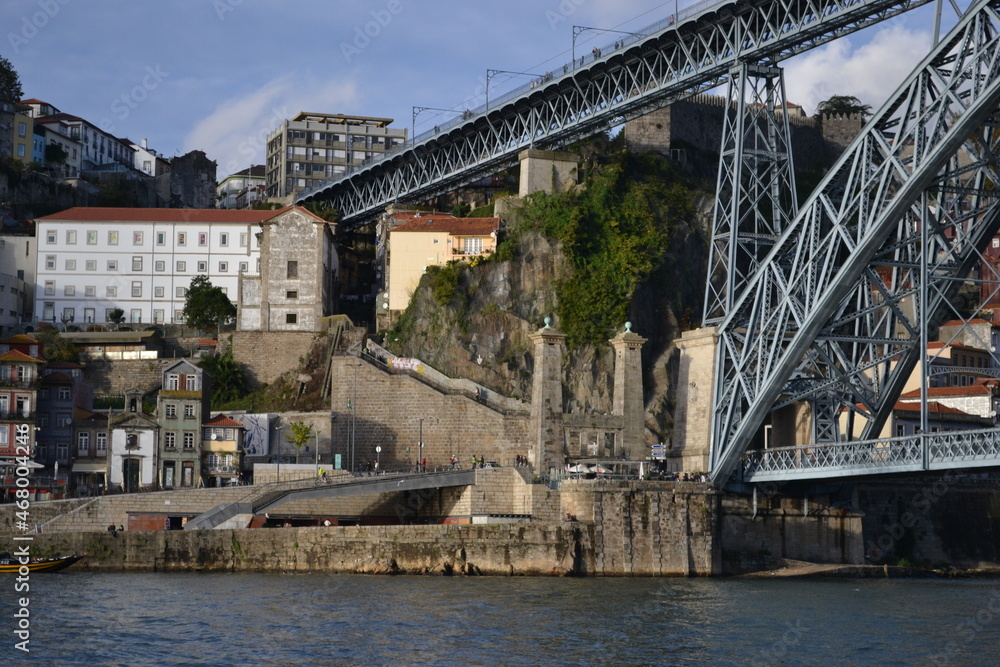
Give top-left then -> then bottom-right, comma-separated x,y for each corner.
3,0 -> 952,180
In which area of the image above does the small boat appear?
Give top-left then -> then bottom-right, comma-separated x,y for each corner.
0,554 -> 86,574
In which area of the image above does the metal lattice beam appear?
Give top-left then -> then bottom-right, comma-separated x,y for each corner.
300,0 -> 934,226
704,62 -> 797,326
711,0 -> 1000,484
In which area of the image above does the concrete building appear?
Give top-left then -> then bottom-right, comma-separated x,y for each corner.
157,359 -> 211,489
264,112 -> 406,199
385,212 -> 501,314
32,114 -> 82,178
1,229 -> 38,325
71,408 -> 108,496
217,165 -> 265,209
33,207 -> 290,327
108,399 -> 158,493
0,336 -> 43,488
201,414 -> 245,487
0,272 -> 26,337
237,206 -> 339,332
34,112 -> 134,172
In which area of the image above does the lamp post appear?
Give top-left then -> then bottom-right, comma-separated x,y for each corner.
351,362 -> 362,474
274,424 -> 284,484
314,427 -> 319,476
418,418 -> 424,473
485,69 -> 543,109
330,412 -> 338,470
412,106 -> 460,144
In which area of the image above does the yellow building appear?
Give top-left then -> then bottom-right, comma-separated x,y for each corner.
386,212 -> 501,313
201,414 -> 245,487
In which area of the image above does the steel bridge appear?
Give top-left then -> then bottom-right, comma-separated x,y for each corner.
713,0 -> 1000,485
299,0 -> 935,226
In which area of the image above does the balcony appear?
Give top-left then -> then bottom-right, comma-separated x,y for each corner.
0,411 -> 35,423
0,378 -> 39,389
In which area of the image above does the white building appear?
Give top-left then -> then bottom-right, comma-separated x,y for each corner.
217,165 -> 265,209
0,273 -> 26,336
108,409 -> 158,492
128,138 -> 170,177
33,207 -> 293,327
0,233 -> 36,323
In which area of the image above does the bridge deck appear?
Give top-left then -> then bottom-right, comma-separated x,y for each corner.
741,428 -> 1000,482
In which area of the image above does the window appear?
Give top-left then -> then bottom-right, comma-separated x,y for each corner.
87,230 -> 97,245
58,386 -> 71,400
154,309 -> 164,323
57,443 -> 68,462
239,262 -> 248,273
183,432 -> 195,449
130,309 -> 141,323
77,432 -> 90,456
65,259 -> 76,271
286,313 -> 298,324
106,286 -> 117,297
164,432 -> 176,449
463,237 -> 484,254
287,260 -> 298,278
156,231 -> 166,246
993,238 -> 999,249
165,403 -> 177,418
86,260 -> 96,271
286,290 -> 297,299
177,232 -> 186,246
176,287 -> 187,298
131,281 -> 142,297
185,375 -> 197,391
45,255 -> 56,270
46,230 -> 56,244
198,232 -> 207,247
197,261 -> 207,272
175,310 -> 185,322
44,281 -> 55,296
108,231 -> 119,245
176,261 -> 186,272
154,286 -> 164,298
36,414 -> 48,428
219,232 -> 229,247
155,260 -> 165,272
240,233 -> 248,248
57,413 -> 72,428
66,230 -> 77,244
132,257 -> 142,271
165,374 -> 179,390
85,286 -> 96,297
64,285 -> 75,296
184,404 -> 195,419
133,231 -> 143,246
18,121 -> 26,137
96,432 -> 107,454
219,262 -> 228,272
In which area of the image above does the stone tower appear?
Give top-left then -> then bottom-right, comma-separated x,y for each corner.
529,317 -> 566,471
611,322 -> 647,458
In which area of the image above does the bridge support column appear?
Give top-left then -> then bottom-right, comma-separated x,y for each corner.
610,323 -> 647,459
518,149 -> 578,197
529,318 -> 566,473
670,326 -> 717,473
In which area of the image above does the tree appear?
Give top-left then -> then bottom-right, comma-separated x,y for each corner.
285,421 -> 315,464
0,54 -> 23,103
107,308 -> 125,331
44,143 -> 68,165
199,346 -> 246,407
814,95 -> 872,120
182,275 -> 236,333
451,201 -> 472,217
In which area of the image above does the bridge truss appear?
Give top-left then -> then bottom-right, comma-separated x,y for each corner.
711,0 -> 1000,483
300,0 -> 934,226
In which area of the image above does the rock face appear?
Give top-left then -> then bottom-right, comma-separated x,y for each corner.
386,200 -> 711,448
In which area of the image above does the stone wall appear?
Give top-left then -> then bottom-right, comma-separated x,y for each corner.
81,357 -> 174,395
8,523 -> 589,575
719,493 -> 864,574
330,357 -> 532,472
855,477 -> 1000,568
231,330 -> 322,387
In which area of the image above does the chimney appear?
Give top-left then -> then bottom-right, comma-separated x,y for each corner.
142,138 -> 148,150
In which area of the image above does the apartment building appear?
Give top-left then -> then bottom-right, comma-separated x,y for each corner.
33,207 -> 285,327
264,112 -> 406,199
217,165 -> 265,209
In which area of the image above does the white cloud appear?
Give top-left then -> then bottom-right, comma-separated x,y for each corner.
183,74 -> 360,178
784,24 -> 932,115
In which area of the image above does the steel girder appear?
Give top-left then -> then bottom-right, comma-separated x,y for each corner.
710,0 -> 1000,484
704,62 -> 797,326
300,0 -> 934,227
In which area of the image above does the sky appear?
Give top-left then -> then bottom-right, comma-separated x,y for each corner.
2,0 -> 957,180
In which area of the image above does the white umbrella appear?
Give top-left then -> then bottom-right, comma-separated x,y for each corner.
589,465 -> 610,474
567,464 -> 589,473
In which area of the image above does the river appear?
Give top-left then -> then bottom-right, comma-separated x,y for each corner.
4,573 -> 1000,665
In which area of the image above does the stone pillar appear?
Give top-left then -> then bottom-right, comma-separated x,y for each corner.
518,149 -> 578,197
529,317 -> 566,472
610,322 -> 647,458
671,326 -> 718,473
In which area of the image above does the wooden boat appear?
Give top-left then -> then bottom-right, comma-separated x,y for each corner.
0,554 -> 86,573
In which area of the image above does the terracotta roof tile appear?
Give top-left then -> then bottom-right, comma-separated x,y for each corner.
204,414 -> 245,428
892,400 -> 974,416
898,384 -> 992,398
0,334 -> 39,345
392,216 -> 501,235
36,206 -> 294,224
0,350 -> 44,363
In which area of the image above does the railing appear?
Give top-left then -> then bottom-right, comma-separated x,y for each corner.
304,0 -> 725,191
740,428 -> 1000,481
0,411 -> 35,422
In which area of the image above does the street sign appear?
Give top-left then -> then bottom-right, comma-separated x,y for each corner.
334,454 -> 342,470
651,444 -> 666,460
375,446 -> 382,453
